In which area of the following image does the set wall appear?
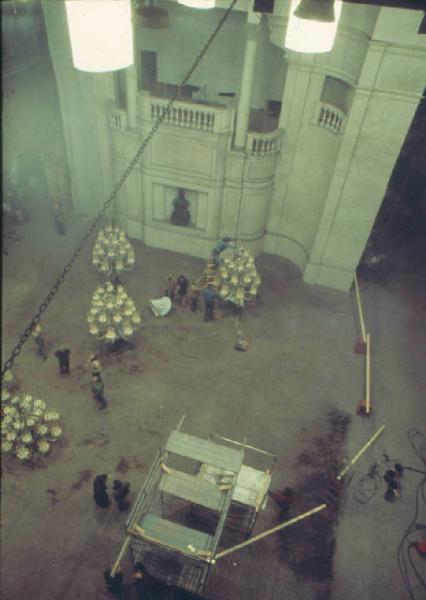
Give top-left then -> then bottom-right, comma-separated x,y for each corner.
265,2 -> 377,272
305,22 -> 426,291
135,1 -> 285,111
135,1 -> 245,103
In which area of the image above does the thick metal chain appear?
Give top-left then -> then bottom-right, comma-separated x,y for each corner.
1,0 -> 238,381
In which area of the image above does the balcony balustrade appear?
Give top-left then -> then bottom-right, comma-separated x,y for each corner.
108,103 -> 128,133
316,102 -> 345,134
139,93 -> 235,135
246,129 -> 282,156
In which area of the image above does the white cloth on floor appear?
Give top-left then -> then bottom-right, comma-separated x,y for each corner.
150,296 -> 172,317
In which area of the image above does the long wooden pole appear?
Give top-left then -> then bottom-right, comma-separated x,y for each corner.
212,504 -> 326,562
354,274 -> 367,342
176,414 -> 186,432
336,425 -> 385,481
110,536 -> 131,577
365,333 -> 371,413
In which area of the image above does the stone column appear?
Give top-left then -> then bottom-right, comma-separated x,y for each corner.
41,0 -> 112,215
234,12 -> 260,150
125,3 -> 138,129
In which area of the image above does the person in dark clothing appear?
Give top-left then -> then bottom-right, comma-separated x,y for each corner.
91,375 -> 107,409
203,285 -> 217,321
103,567 -> 124,594
31,325 -> 47,360
189,280 -> 201,312
112,480 -> 130,511
164,273 -> 176,302
268,486 -> 294,520
176,274 -> 189,308
132,562 -> 153,598
93,474 -> 110,507
54,347 -> 71,374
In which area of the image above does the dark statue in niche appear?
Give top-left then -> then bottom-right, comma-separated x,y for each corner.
171,188 -> 191,227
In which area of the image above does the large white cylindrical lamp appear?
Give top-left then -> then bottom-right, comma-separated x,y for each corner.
285,0 -> 342,54
65,0 -> 133,72
178,0 -> 215,8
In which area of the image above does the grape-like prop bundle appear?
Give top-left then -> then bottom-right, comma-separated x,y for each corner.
92,225 -> 135,276
217,245 -> 261,307
87,282 -> 141,344
1,391 -> 62,461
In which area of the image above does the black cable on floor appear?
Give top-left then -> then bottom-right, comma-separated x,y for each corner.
396,429 -> 426,600
352,452 -> 401,504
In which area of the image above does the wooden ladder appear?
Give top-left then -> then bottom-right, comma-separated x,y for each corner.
195,259 -> 218,289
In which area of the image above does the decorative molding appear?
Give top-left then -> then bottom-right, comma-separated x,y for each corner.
356,87 -> 422,103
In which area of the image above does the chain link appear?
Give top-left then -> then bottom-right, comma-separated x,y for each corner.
1,0 -> 237,381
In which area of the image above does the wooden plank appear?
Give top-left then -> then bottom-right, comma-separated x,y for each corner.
138,514 -> 214,554
159,470 -> 224,511
197,464 -> 270,510
234,465 -> 271,510
166,431 -> 243,473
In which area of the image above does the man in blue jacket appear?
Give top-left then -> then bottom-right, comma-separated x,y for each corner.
211,237 -> 232,266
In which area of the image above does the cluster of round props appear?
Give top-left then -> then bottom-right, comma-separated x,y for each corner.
92,225 -> 135,276
87,282 -> 141,344
217,245 -> 260,307
1,391 -> 62,461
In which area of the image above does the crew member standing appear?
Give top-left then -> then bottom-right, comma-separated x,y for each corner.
93,474 -> 110,507
87,354 -> 102,378
203,285 -> 217,322
54,347 -> 71,374
211,237 -> 232,266
268,487 -> 294,520
112,480 -> 130,511
164,273 -> 176,302
189,280 -> 201,312
32,325 -> 47,360
176,274 -> 189,308
91,375 -> 107,409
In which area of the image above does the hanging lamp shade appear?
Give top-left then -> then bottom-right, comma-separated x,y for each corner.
65,0 -> 133,72
178,0 -> 215,8
285,0 -> 342,53
294,0 -> 335,23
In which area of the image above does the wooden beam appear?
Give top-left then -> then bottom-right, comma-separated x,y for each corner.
110,536 -> 131,577
337,425 -> 385,481
365,333 -> 371,414
212,504 -> 327,562
354,274 -> 367,342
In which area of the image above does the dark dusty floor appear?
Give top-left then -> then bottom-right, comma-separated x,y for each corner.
2,215 -> 426,600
